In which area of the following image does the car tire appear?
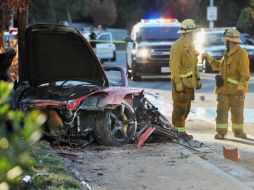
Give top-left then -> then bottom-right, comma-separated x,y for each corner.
94,101 -> 137,146
111,51 -> 116,62
132,69 -> 141,81
131,60 -> 141,81
126,54 -> 131,79
204,61 -> 212,73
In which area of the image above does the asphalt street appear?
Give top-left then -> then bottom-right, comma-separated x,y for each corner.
105,51 -> 254,93
104,51 -> 254,123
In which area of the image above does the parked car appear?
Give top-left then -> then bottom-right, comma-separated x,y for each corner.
95,32 -> 116,63
125,18 -> 180,81
14,24 -> 141,146
195,28 -> 254,73
83,31 -> 116,63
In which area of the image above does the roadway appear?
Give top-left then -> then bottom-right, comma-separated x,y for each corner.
105,51 -> 254,122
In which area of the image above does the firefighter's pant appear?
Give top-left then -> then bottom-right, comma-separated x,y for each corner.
216,94 -> 245,135
172,86 -> 194,132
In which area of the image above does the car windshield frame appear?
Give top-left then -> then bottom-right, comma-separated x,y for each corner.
136,26 -> 180,42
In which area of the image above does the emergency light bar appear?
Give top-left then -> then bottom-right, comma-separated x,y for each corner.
141,18 -> 178,24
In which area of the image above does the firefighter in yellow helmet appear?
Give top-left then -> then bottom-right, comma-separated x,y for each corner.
202,28 -> 250,139
170,19 -> 201,140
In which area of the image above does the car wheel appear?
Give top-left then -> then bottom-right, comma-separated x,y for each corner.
94,101 -> 137,146
111,51 -> 116,62
204,61 -> 212,73
126,55 -> 131,79
131,61 -> 141,81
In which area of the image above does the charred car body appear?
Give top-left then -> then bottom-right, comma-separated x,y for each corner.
14,24 -> 143,146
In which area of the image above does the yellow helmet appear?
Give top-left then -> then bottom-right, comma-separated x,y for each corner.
224,28 -> 240,43
177,19 -> 197,34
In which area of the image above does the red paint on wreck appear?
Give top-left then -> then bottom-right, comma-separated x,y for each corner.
29,87 -> 141,111
96,87 -> 141,106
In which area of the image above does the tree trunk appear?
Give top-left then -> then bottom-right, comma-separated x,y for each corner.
0,8 -> 4,50
18,3 -> 28,82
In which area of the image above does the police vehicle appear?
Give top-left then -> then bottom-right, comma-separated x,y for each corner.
125,18 -> 180,81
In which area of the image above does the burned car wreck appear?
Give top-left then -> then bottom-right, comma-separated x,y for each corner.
14,24 -> 186,147
14,24 -> 143,146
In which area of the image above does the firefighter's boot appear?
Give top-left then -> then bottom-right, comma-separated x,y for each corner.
234,132 -> 247,139
178,132 -> 193,141
214,133 -> 225,140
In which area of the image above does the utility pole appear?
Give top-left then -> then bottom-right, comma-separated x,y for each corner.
209,0 -> 214,28
207,0 -> 217,29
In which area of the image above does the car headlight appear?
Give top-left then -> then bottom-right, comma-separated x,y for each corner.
136,48 -> 150,58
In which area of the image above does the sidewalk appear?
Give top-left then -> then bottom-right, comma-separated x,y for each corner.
67,140 -> 254,190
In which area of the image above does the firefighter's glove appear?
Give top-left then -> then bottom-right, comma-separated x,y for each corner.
236,85 -> 245,95
201,53 -> 214,63
215,75 -> 224,88
175,82 -> 184,92
196,79 -> 202,89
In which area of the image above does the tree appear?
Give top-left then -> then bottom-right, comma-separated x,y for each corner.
114,0 -> 155,29
0,1 -> 15,49
0,1 -> 31,81
29,0 -> 89,24
113,0 -> 253,30
159,0 -> 202,21
237,0 -> 254,34
89,0 -> 117,28
114,0 -> 203,29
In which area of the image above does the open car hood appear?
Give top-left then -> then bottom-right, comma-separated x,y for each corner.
22,24 -> 108,87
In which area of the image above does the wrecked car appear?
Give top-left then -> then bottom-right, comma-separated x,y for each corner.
14,24 -> 142,146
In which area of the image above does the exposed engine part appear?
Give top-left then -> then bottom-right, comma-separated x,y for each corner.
48,110 -> 64,128
133,91 -> 179,141
45,109 -> 95,146
133,91 -> 203,150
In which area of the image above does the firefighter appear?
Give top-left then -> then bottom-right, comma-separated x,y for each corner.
170,19 -> 201,140
202,28 -> 250,139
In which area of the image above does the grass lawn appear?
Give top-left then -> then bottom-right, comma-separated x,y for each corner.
27,141 -> 81,190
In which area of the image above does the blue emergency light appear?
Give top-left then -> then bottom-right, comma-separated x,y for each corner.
141,18 -> 178,24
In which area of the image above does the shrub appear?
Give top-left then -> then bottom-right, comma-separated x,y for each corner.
0,82 -> 45,190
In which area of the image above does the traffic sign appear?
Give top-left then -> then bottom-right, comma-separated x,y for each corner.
207,6 -> 217,21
